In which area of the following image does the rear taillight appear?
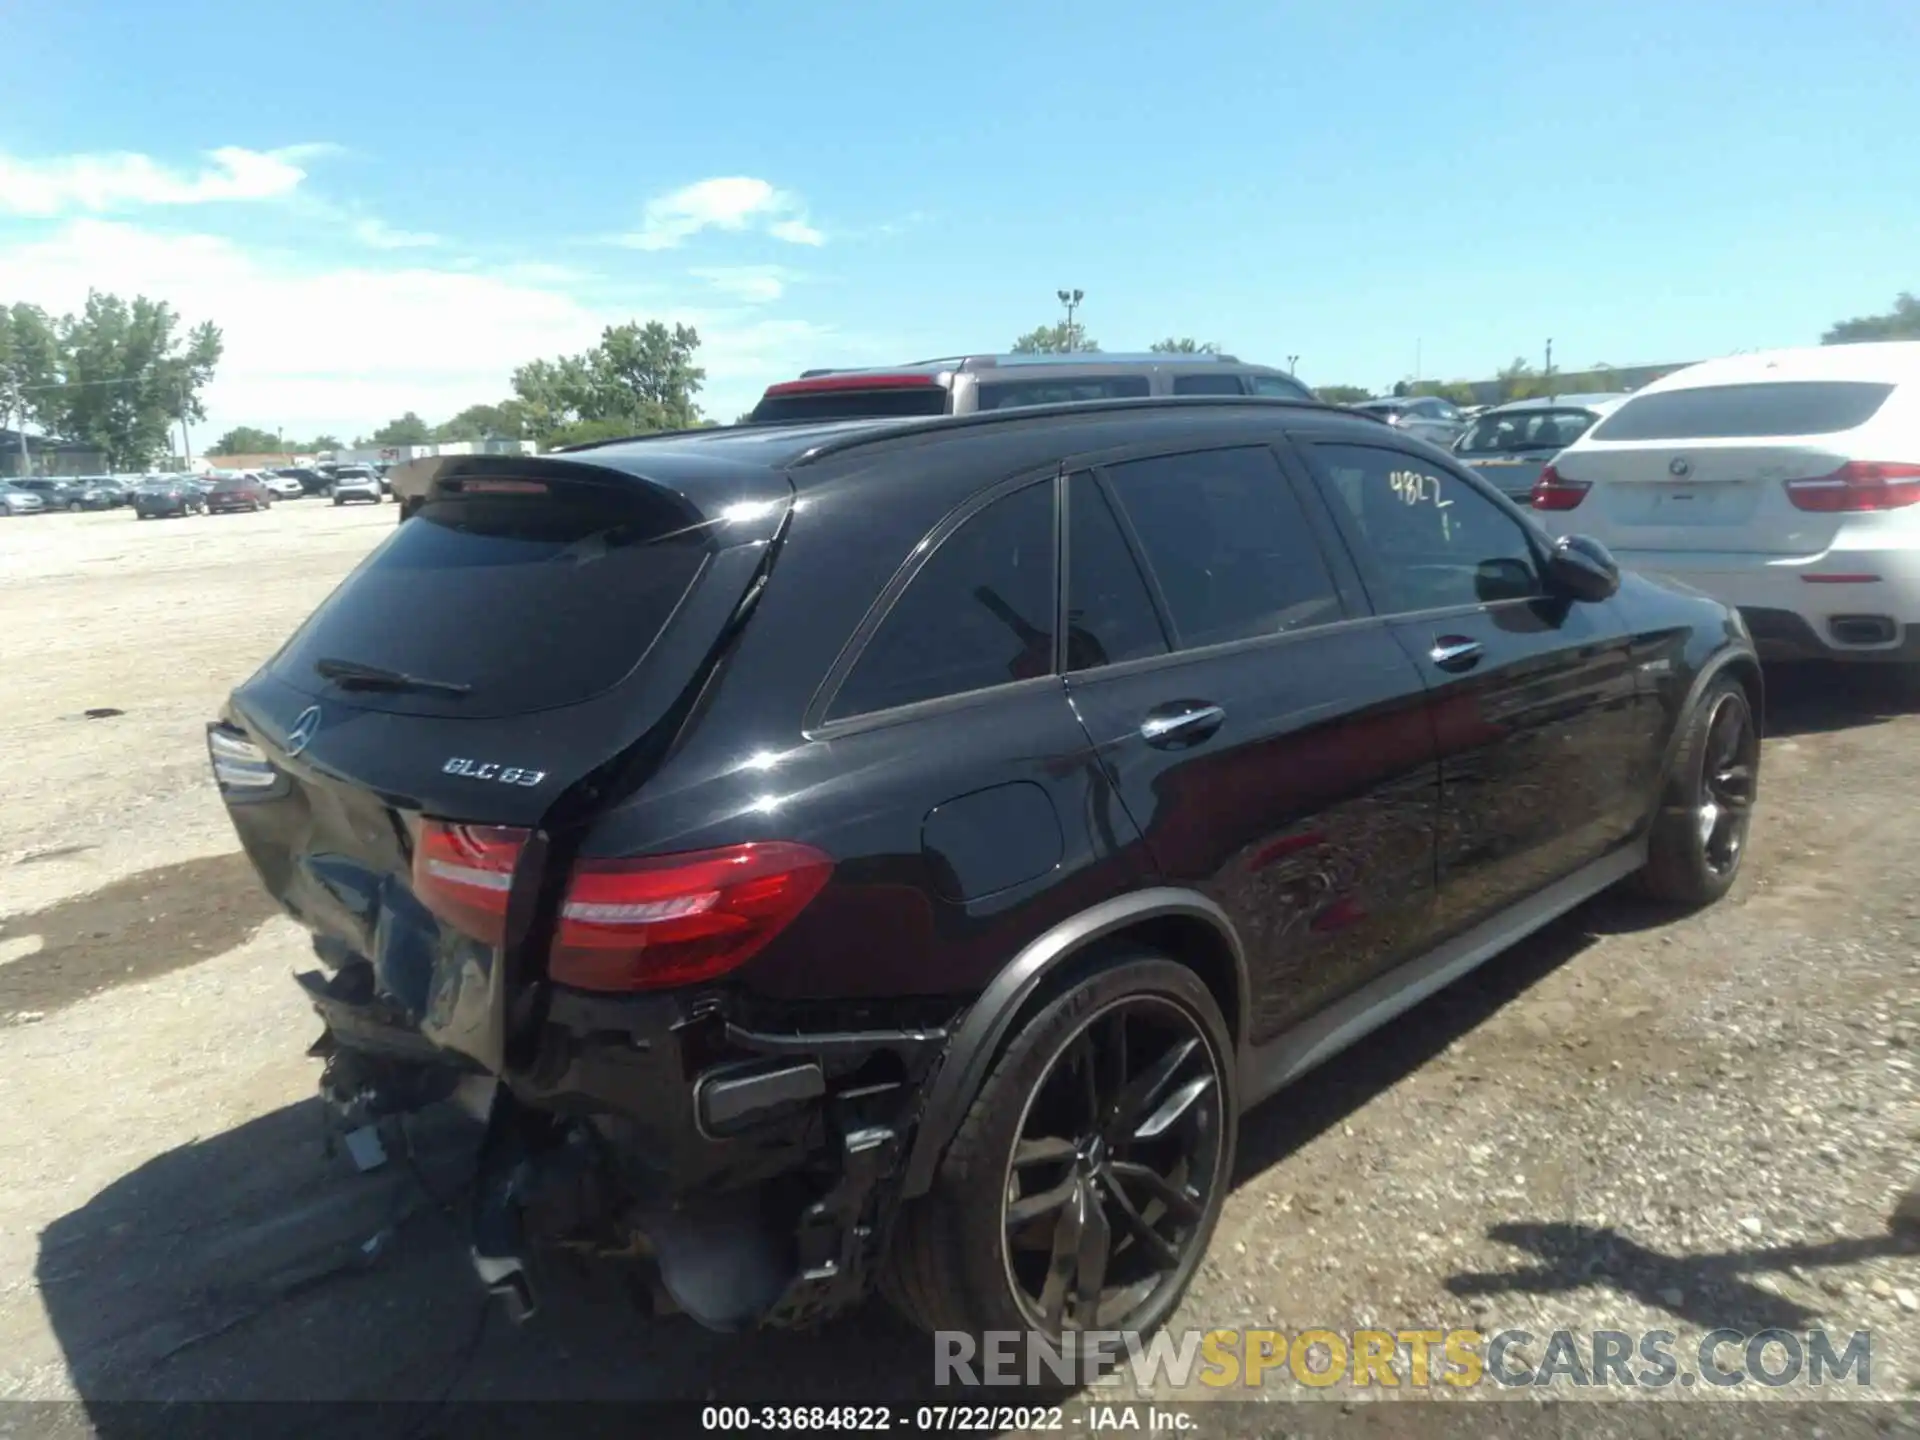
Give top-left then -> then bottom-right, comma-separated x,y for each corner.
1531,464 -> 1591,511
413,820 -> 529,947
549,841 -> 833,993
1783,461 -> 1920,513
207,726 -> 277,791
412,826 -> 833,992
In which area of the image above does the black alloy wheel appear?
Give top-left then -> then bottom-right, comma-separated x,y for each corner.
1695,688 -> 1757,879
882,956 -> 1236,1346
1001,994 -> 1228,1334
1640,674 -> 1759,906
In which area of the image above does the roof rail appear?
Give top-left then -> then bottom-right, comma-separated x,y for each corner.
790,393 -> 1343,466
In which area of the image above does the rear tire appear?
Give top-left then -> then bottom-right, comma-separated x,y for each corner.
883,955 -> 1235,1351
1637,674 -> 1757,906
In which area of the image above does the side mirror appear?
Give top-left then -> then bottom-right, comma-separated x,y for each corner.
1546,534 -> 1620,602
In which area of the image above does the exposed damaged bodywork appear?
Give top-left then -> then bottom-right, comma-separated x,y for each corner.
301,934 -> 954,1329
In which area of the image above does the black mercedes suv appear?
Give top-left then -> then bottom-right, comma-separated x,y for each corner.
208,396 -> 1760,1344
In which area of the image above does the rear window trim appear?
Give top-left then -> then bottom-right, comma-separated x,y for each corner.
804,464 -> 1064,736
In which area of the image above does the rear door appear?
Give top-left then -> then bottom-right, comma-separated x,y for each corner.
1290,433 -> 1646,939
1550,379 -> 1907,554
216,460 -> 789,1070
1059,442 -> 1441,1046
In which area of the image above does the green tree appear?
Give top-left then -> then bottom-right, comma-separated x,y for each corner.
371,411 -> 432,446
308,434 -> 344,453
0,304 -> 62,439
510,321 -> 707,445
50,292 -> 221,470
1494,356 -> 1544,402
1010,321 -> 1098,354
1150,337 -> 1220,354
434,402 -> 528,443
1314,384 -> 1375,404
209,425 -> 284,455
1823,292 -> 1920,345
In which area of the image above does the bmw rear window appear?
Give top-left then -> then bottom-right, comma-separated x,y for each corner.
1590,381 -> 1897,441
270,490 -> 710,718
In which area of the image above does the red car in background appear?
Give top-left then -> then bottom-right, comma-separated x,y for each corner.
204,473 -> 275,514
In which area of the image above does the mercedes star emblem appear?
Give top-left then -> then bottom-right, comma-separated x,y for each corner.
285,705 -> 322,758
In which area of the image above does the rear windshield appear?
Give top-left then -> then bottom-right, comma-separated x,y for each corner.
1457,408 -> 1600,455
1590,381 -> 1897,441
270,491 -> 710,718
752,385 -> 949,422
976,376 -> 1151,410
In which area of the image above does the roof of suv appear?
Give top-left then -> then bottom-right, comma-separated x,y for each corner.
551,394 -> 1358,479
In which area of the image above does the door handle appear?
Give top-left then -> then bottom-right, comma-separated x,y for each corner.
1429,637 -> 1484,673
1140,703 -> 1226,747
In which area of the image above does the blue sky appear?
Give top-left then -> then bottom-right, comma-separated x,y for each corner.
4,0 -> 1917,439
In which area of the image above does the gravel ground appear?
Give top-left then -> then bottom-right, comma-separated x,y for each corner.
0,500 -> 1916,1438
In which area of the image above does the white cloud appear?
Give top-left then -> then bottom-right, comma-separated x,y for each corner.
0,144 -> 329,218
350,216 -> 442,250
622,176 -> 824,251
690,265 -> 792,304
767,217 -> 824,247
0,219 -> 843,439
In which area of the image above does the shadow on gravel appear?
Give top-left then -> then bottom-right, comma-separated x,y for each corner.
1234,886 -> 1659,1182
1762,660 -> 1920,740
35,1099 -> 1057,1432
1442,1219 -> 1920,1333
0,853 -> 279,1019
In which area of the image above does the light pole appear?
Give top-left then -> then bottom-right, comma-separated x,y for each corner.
1286,354 -> 1300,375
1056,288 -> 1084,352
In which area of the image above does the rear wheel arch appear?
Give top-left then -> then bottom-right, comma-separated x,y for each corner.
898,888 -> 1247,1199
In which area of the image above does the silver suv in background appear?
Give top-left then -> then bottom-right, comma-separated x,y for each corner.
747,352 -> 1315,422
1351,395 -> 1469,448
1451,393 -> 1629,503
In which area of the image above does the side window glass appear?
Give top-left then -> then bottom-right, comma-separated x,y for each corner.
829,481 -> 1056,720
1103,446 -> 1342,649
1309,443 -> 1542,613
1066,474 -> 1169,670
1171,374 -> 1246,396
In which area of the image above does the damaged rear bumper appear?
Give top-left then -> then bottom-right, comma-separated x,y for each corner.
300,950 -> 953,1331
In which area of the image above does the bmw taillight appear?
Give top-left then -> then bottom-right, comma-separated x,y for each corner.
411,823 -> 832,992
1783,461 -> 1920,513
1531,464 -> 1591,511
549,842 -> 833,992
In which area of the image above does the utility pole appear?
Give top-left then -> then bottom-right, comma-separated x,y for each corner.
176,381 -> 193,471
4,375 -> 29,478
1544,338 -> 1554,387
1056,288 -> 1084,352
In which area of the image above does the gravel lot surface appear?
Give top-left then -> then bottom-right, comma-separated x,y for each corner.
0,500 -> 1915,1438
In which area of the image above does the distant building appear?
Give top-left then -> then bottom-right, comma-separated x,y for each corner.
0,429 -> 108,478
326,439 -> 537,465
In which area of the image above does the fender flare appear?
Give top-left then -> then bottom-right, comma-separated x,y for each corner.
898,887 -> 1248,1199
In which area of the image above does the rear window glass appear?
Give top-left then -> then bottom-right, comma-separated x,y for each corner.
271,493 -> 710,718
1457,408 -> 1599,455
976,377 -> 1151,411
1590,382 -> 1896,441
1249,374 -> 1312,399
752,386 -> 948,422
